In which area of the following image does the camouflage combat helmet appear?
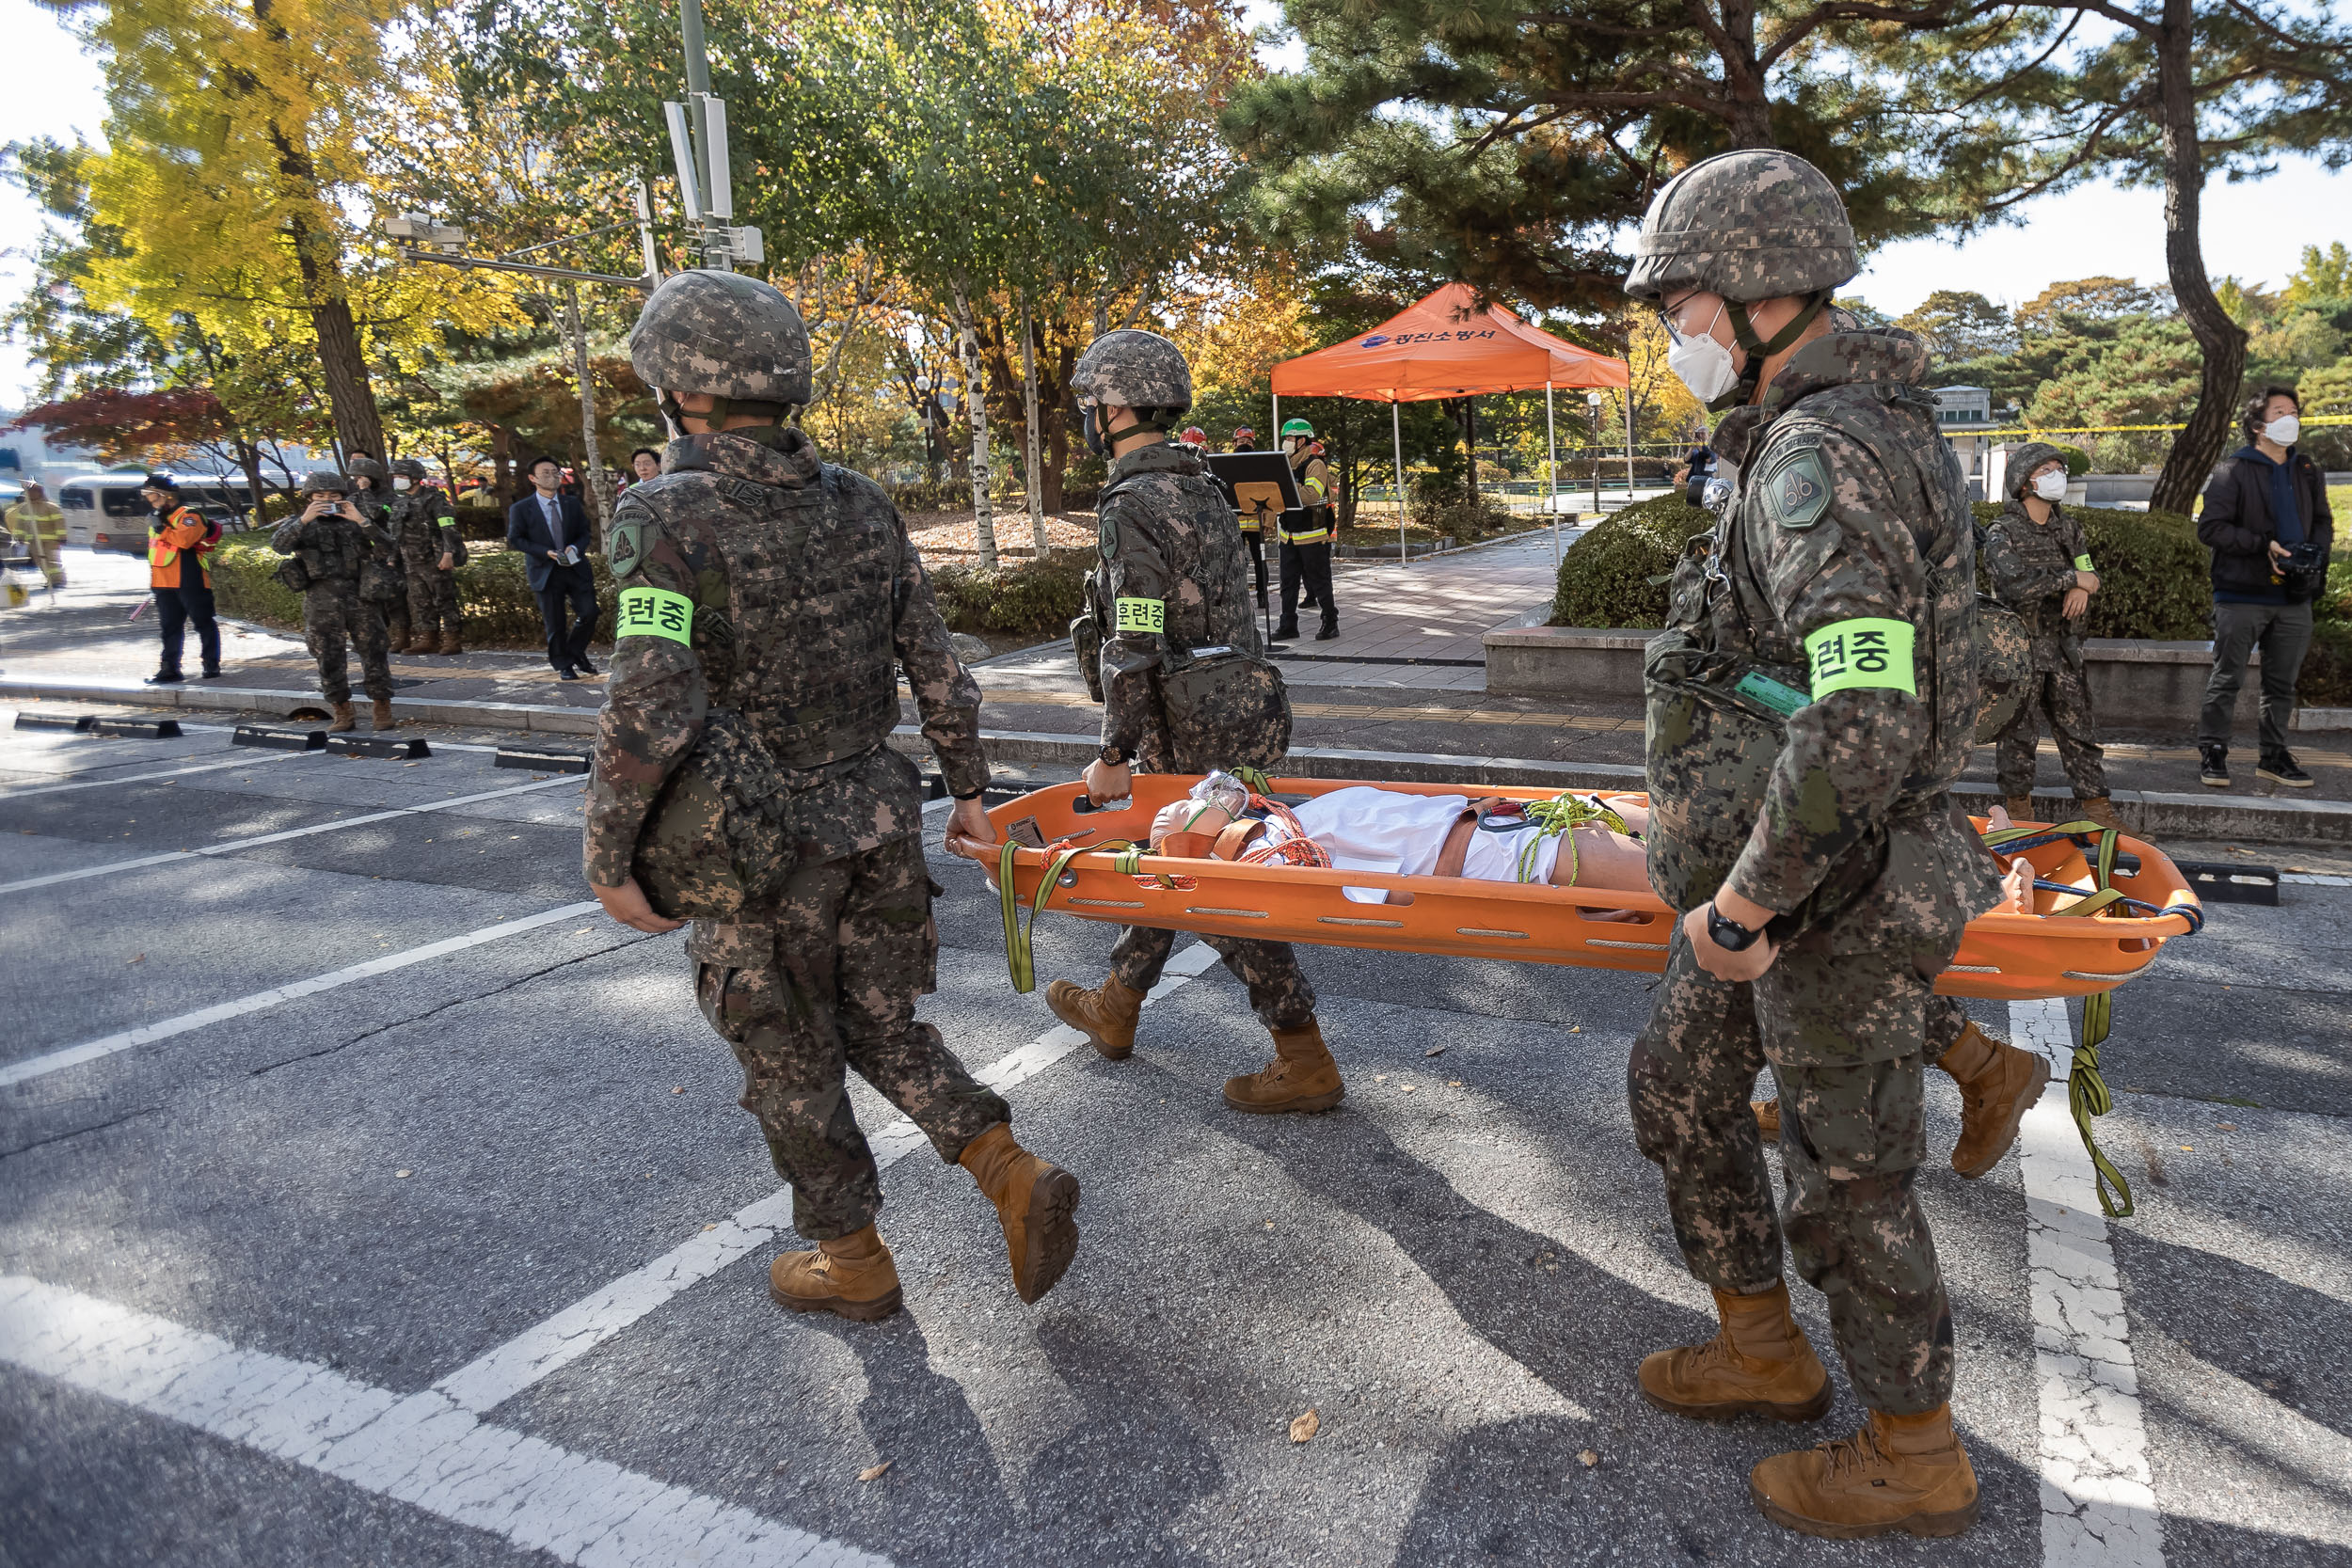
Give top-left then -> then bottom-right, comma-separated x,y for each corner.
1072,329 -> 1192,413
2006,441 -> 2072,499
297,469 -> 349,495
628,269 -> 813,411
346,455 -> 389,484
1624,150 -> 1859,306
389,456 -> 431,483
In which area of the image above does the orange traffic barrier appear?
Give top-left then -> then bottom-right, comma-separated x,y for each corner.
952,776 -> 2201,1003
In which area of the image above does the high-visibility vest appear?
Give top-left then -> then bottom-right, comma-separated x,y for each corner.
1279,457 -> 1332,543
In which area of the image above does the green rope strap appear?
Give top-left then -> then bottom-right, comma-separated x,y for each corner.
1232,764 -> 1275,797
1513,792 -> 1631,884
1981,816 -> 2135,1217
998,839 -> 1089,994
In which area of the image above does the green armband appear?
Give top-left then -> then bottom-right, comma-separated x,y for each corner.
1114,596 -> 1166,634
2073,554 -> 2093,573
1804,616 -> 1916,699
615,584 -> 693,643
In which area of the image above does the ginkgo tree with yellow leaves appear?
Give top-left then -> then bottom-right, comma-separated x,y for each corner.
45,0 -> 521,463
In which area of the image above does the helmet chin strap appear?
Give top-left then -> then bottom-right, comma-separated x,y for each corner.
1713,292 -> 1831,411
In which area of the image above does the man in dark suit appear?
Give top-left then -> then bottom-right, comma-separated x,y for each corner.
506,454 -> 600,679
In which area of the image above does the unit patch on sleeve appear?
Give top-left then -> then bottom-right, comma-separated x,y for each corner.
1761,444 -> 1833,531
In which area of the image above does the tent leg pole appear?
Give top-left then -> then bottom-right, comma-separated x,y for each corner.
1271,392 -> 1279,447
1624,392 -> 1636,499
1391,399 -> 1406,569
1546,381 -> 1557,569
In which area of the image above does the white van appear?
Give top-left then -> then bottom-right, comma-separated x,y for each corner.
58,472 -> 256,554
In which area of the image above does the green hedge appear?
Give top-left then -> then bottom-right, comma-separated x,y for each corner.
1549,493 -> 2214,640
210,533 -> 618,649
929,554 -> 1089,637
1549,495 -> 1715,629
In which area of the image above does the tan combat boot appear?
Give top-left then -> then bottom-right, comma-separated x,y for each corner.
2074,795 -> 2124,832
1753,1098 -> 1781,1140
387,629 -> 411,656
1937,1021 -> 2050,1178
1638,1280 -> 1832,1422
2002,794 -> 2033,823
371,698 -> 398,732
1044,974 -> 1146,1060
1750,1403 -> 1979,1540
958,1122 -> 1081,1304
768,1225 -> 903,1323
327,701 -> 357,733
438,629 -> 465,656
1223,1021 -> 1344,1114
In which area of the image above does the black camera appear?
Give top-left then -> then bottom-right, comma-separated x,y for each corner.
2277,540 -> 2328,602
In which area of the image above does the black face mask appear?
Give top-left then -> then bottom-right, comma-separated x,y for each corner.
1080,404 -> 1108,457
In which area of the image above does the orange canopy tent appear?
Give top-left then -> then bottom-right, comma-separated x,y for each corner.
1268,283 -> 1633,564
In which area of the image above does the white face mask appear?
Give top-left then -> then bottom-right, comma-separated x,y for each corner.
2032,469 -> 2070,502
1665,301 -> 1740,405
2265,414 -> 2300,446
393,476 -> 413,491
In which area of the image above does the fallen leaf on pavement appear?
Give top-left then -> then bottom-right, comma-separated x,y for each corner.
127,953 -> 145,964
1290,1409 -> 1319,1443
1399,1085 -> 1416,1094
1373,1073 -> 1388,1082
395,1170 -> 413,1179
1578,1449 -> 1600,1468
2217,1122 -> 2237,1131
857,1461 -> 893,1482
1423,1046 -> 1446,1057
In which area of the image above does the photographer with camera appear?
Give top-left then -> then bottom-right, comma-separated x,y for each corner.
2196,386 -> 2334,789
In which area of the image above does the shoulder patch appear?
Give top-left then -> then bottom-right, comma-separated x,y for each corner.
607,517 -> 646,574
1098,512 -> 1119,560
1760,445 -> 1833,530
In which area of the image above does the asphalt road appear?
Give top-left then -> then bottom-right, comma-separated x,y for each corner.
0,713 -> 2345,1567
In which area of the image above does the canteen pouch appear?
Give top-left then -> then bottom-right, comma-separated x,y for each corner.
1161,646 -> 1291,773
1972,597 -> 2031,743
274,552 -> 313,594
630,708 -> 794,922
359,550 -> 404,607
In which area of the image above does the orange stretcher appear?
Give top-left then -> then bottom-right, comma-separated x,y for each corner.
956,775 -> 2203,1003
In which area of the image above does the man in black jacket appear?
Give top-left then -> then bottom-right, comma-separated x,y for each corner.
2196,386 -> 2334,788
506,454 -> 601,679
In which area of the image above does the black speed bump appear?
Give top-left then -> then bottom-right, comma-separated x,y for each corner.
90,718 -> 182,739
494,746 -> 590,774
234,724 -> 327,752
2172,859 -> 2280,907
326,735 -> 432,760
13,712 -> 96,733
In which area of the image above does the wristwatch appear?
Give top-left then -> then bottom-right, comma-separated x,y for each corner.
1707,901 -> 1764,952
1098,745 -> 1131,767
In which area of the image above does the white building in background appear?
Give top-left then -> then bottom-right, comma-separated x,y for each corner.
1933,386 -> 1997,501
0,413 -> 106,489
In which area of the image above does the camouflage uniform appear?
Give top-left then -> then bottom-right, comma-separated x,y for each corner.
1629,318 -> 2000,1413
271,489 -> 397,705
387,463 -> 464,648
1982,443 -> 2106,800
1096,438 -> 1315,1028
583,410 -> 1009,1241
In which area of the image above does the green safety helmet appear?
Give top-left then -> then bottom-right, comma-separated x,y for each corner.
1279,419 -> 1313,439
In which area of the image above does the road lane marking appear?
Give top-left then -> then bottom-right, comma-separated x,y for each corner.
0,1275 -> 890,1568
0,900 -> 605,1090
0,749 -> 321,799
2010,997 -> 2167,1568
0,773 -> 585,895
434,940 -> 1224,1415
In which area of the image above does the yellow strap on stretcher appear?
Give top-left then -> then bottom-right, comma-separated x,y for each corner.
1979,816 -> 2135,1217
1000,839 -> 1089,994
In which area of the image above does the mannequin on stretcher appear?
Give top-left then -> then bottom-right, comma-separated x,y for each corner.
1147,776 -> 2038,915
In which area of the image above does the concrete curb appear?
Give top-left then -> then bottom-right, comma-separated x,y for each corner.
10,674 -> 2346,842
0,676 -> 601,735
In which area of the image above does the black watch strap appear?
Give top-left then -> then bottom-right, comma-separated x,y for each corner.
1707,902 -> 1761,952
1099,745 -> 1130,766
